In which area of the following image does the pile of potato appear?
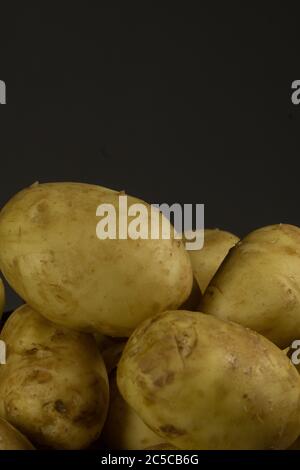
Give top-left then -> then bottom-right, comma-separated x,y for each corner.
0,182 -> 300,450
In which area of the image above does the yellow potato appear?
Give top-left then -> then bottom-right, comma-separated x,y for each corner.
201,224 -> 300,348
0,279 -> 5,318
0,305 -> 109,449
0,417 -> 35,450
0,182 -> 193,336
117,310 -> 300,450
103,371 -> 165,450
188,229 -> 239,293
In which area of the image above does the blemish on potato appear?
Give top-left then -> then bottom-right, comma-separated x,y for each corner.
159,424 -> 186,437
25,348 -> 39,355
26,369 -> 52,384
174,330 -> 197,359
153,371 -> 175,388
54,400 -> 67,414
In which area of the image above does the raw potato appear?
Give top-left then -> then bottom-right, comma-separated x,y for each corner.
103,372 -> 165,450
0,305 -> 109,450
0,182 -> 193,336
0,279 -> 4,318
0,417 -> 35,450
201,224 -> 300,348
187,229 -> 239,293
117,310 -> 300,450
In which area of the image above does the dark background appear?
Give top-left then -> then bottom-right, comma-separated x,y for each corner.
0,3 -> 300,309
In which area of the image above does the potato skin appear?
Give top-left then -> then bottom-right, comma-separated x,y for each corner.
201,224 -> 300,348
0,305 -> 109,450
103,371 -> 165,450
0,417 -> 35,450
188,229 -> 239,293
117,310 -> 300,450
0,279 -> 4,318
0,182 -> 193,336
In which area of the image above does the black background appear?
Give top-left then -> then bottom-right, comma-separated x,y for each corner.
0,3 -> 300,309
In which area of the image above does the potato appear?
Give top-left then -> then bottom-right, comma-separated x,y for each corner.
201,224 -> 300,348
117,310 -> 300,450
0,279 -> 5,318
0,305 -> 109,449
0,182 -> 193,336
0,417 -> 35,450
187,229 -> 239,293
103,371 -> 165,450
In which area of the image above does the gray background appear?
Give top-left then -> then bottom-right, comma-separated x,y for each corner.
0,3 -> 300,310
